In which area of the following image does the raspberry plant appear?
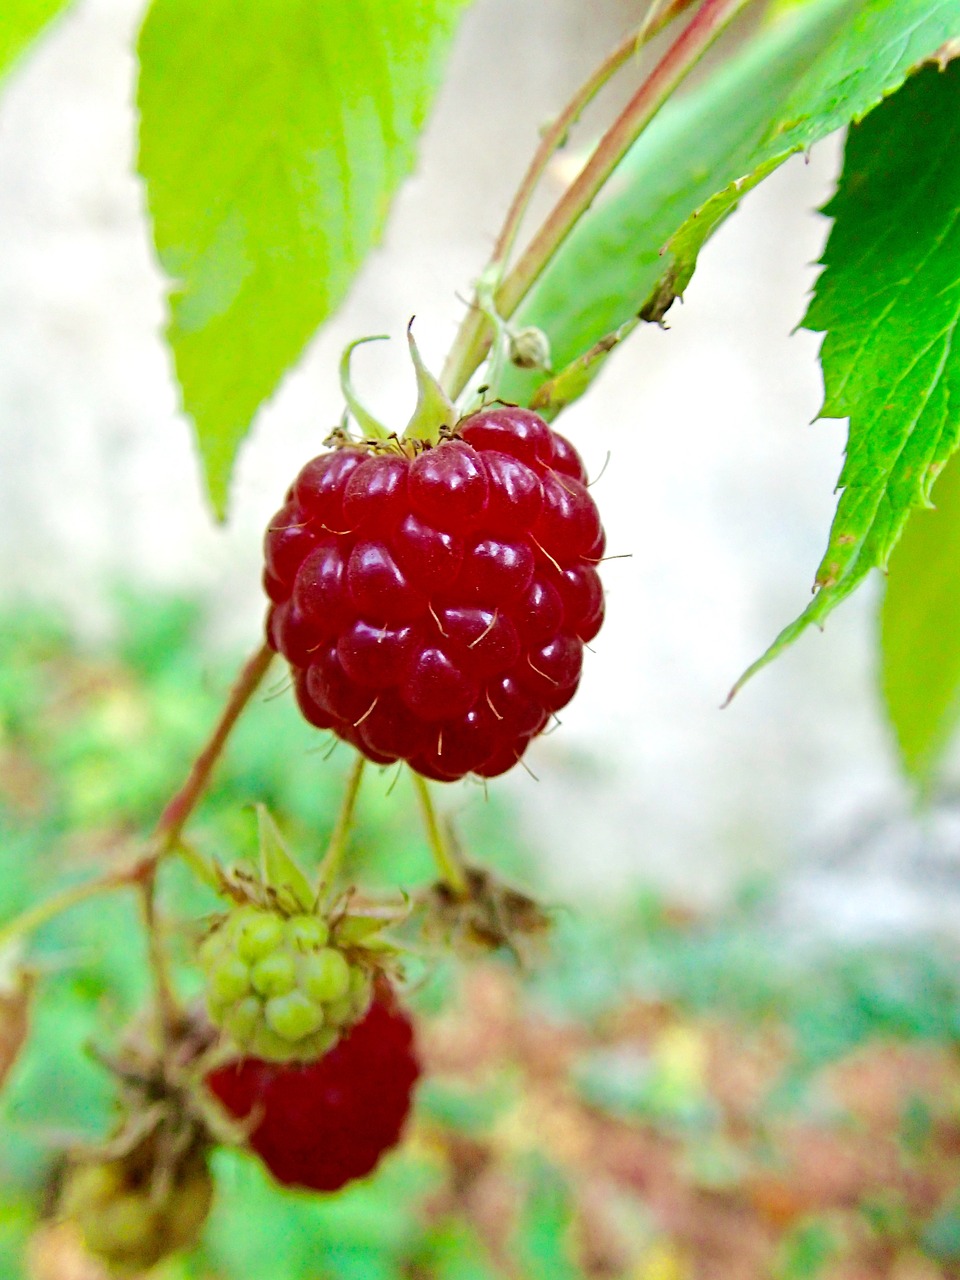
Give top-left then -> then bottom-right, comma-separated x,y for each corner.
3,0 -> 960,1274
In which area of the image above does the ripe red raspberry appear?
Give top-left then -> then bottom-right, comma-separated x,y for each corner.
264,407 -> 605,781
205,986 -> 420,1191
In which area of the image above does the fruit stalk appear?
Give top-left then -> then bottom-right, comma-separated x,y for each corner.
316,754 -> 367,896
138,865 -> 182,1047
441,0 -> 755,401
130,643 -> 274,1035
154,642 -> 274,853
0,872 -> 135,951
0,644 -> 275,954
411,773 -> 469,896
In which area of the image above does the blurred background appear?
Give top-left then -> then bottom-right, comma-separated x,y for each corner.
3,1 -> 960,1277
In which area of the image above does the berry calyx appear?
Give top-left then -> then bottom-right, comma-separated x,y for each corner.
205,984 -> 420,1192
199,903 -> 377,1062
264,405 -> 605,781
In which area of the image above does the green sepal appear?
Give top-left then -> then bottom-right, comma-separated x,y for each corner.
334,914 -> 389,943
402,321 -> 457,444
334,916 -> 398,953
339,336 -> 390,440
256,806 -> 315,914
173,838 -> 223,894
330,890 -> 410,953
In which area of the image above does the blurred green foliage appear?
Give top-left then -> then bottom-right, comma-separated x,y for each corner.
2,597 -> 960,1278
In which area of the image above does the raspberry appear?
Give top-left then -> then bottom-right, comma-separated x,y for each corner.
199,904 -> 374,1062
59,1137 -> 212,1272
264,406 -> 605,780
205,985 -> 420,1191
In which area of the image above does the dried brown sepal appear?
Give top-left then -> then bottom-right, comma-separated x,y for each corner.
53,1006 -> 238,1274
420,866 -> 552,964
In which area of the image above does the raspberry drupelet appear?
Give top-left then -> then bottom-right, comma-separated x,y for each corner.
264,406 -> 605,781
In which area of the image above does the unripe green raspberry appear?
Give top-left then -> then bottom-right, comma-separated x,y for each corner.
325,968 -> 374,1026
349,965 -> 373,1013
235,907 -> 285,962
251,951 -> 298,997
59,1143 -> 213,1273
208,955 -> 250,1005
301,947 -> 351,1003
287,915 -> 329,949
265,991 -> 326,1041
82,1192 -> 157,1260
199,904 -> 379,1062
223,995 -> 261,1044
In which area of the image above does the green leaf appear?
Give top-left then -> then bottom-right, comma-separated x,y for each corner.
514,1160 -> 582,1280
773,1219 -> 840,1280
137,0 -> 470,517
0,0 -> 73,83
923,1197 -> 960,1264
880,451 -> 960,793
495,0 -> 960,407
734,57 -> 960,696
647,155 -> 783,322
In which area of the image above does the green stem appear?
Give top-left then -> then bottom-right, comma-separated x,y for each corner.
0,873 -> 134,952
638,0 -> 700,40
498,0 -> 751,313
317,754 -> 367,896
411,772 -> 469,896
154,642 -> 274,855
0,642 -> 276,1019
137,866 -> 182,1048
441,0 -> 754,401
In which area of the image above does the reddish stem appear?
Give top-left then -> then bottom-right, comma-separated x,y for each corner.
442,0 -> 754,401
497,0 -> 751,317
489,0 -> 699,273
154,642 -> 275,852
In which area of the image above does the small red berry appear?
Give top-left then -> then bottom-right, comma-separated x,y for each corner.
264,406 -> 605,781
205,987 -> 420,1192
